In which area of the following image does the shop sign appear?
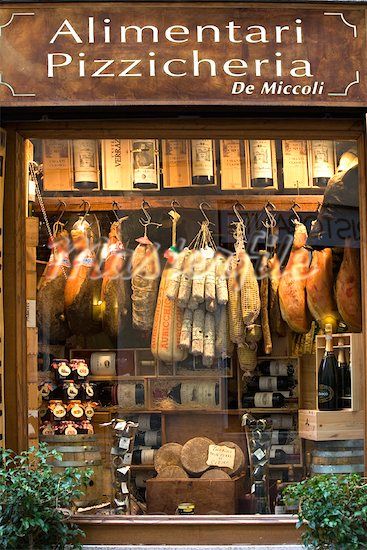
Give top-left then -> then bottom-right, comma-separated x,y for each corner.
0,4 -> 365,106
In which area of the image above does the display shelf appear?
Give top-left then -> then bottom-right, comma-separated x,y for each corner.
35,194 -> 324,213
301,333 -> 363,411
95,406 -> 298,415
131,464 -> 155,470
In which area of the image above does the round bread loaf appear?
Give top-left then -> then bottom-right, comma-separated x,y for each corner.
218,441 -> 246,477
154,443 -> 183,473
181,436 -> 214,476
157,465 -> 189,479
201,468 -> 231,480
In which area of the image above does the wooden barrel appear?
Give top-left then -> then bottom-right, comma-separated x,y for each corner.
311,440 -> 364,475
40,435 -> 103,507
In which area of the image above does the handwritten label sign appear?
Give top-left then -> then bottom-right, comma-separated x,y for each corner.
207,444 -> 235,469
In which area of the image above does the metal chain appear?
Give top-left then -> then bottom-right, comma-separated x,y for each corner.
30,162 -> 68,280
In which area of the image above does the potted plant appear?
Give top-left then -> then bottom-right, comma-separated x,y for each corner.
284,473 -> 367,549
0,443 -> 92,550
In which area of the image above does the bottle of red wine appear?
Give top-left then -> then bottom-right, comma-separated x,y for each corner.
191,139 -> 215,186
249,140 -> 274,188
242,392 -> 285,408
247,376 -> 294,392
168,382 -> 220,407
257,361 -> 294,377
318,324 -> 338,410
337,337 -> 351,409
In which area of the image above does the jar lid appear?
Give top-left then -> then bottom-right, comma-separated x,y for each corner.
177,503 -> 195,513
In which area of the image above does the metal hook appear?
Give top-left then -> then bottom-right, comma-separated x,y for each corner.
140,200 -> 152,225
139,200 -> 162,236
79,200 -> 91,221
112,201 -> 129,224
199,201 -> 214,226
55,200 -> 67,225
171,200 -> 180,213
291,202 -> 301,223
263,201 -> 277,229
232,202 -> 246,225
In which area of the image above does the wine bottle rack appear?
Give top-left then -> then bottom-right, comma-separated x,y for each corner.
299,332 -> 364,441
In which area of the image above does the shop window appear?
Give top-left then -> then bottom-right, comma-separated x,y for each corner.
26,134 -> 363,516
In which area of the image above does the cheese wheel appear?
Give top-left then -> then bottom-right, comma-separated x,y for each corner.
157,466 -> 189,479
154,443 -> 183,473
181,437 -> 214,476
218,441 -> 246,477
201,468 -> 231,480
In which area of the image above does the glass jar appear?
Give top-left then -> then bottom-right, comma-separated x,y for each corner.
63,380 -> 80,400
67,400 -> 85,421
70,359 -> 89,381
80,381 -> 96,401
49,399 -> 67,421
51,359 -> 72,383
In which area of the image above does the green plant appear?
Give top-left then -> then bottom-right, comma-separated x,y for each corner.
284,474 -> 367,549
0,443 -> 93,550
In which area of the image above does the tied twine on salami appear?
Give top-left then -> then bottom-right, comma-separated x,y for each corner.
154,443 -> 183,473
200,468 -> 231,480
218,441 -> 246,477
181,437 -> 214,476
157,465 -> 189,479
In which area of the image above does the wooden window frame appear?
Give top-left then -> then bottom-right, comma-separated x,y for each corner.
2,117 -> 366,545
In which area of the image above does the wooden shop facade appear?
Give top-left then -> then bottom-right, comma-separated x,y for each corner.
0,1 -> 367,545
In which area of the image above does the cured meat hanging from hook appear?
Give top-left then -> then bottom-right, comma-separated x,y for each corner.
151,206 -> 188,363
306,247 -> 338,329
335,245 -> 362,332
101,216 -> 129,340
279,216 -> 311,334
64,211 -> 102,335
131,202 -> 161,332
37,227 -> 70,343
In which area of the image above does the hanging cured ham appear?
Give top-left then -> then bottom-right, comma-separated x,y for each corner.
101,220 -> 129,340
306,248 -> 338,328
64,219 -> 101,335
335,246 -> 362,332
279,221 -> 311,334
268,253 -> 286,337
131,237 -> 160,331
37,229 -> 70,343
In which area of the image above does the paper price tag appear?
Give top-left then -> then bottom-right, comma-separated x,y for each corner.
115,421 -> 127,431
206,444 -> 235,469
117,466 -> 130,475
254,448 -> 266,461
123,453 -> 132,465
119,436 -> 131,450
121,482 -> 129,494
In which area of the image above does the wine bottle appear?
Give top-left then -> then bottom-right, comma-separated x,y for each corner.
274,480 -> 286,514
73,139 -> 99,190
242,392 -> 285,408
271,430 -> 295,445
136,414 -> 161,431
258,361 -> 294,377
250,140 -> 274,188
191,139 -> 215,186
270,448 -> 300,464
247,376 -> 294,392
168,382 -> 220,407
132,449 -> 156,465
311,140 -> 335,187
268,414 -> 293,430
135,430 -> 162,448
132,139 -> 159,189
318,324 -> 339,410
337,338 -> 351,409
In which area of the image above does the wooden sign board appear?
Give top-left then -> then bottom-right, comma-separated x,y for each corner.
0,5 -> 366,106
